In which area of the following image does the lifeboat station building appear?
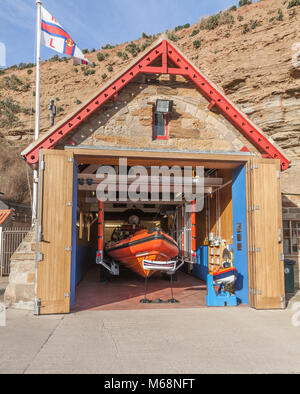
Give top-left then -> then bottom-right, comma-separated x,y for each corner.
5,37 -> 291,314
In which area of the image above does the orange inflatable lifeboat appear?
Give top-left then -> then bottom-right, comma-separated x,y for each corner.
105,227 -> 179,278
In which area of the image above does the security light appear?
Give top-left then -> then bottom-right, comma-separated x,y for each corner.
155,99 -> 173,114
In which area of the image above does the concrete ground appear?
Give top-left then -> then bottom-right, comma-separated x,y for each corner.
1,305 -> 300,374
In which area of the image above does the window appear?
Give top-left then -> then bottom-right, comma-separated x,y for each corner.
153,111 -> 168,140
283,220 -> 300,255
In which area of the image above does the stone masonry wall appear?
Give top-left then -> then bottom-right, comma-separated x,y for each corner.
4,230 -> 35,310
66,75 -> 261,155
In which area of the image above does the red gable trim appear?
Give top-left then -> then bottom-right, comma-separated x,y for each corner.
24,40 -> 290,170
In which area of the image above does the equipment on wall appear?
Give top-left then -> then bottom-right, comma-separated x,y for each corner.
206,247 -> 238,307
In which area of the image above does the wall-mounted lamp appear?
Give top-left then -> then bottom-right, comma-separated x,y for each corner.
155,99 -> 173,114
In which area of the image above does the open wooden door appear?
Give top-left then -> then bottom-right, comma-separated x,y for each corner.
36,150 -> 75,314
247,158 -> 285,309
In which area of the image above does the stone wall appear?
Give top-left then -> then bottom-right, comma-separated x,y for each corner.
66,75 -> 261,155
4,230 -> 35,310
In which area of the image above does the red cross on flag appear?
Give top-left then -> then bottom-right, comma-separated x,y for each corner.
40,6 -> 91,65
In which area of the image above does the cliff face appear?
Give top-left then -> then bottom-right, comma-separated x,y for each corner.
0,0 -> 300,202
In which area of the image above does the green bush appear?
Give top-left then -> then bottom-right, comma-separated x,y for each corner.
102,73 -> 107,80
0,98 -> 32,128
167,33 -> 180,42
101,43 -> 115,50
190,29 -> 200,37
117,51 -> 123,57
141,41 -> 151,51
174,23 -> 190,32
97,53 -> 105,62
0,99 -> 20,127
242,23 -> 250,34
49,54 -> 59,62
237,15 -> 244,21
287,0 -> 300,8
84,69 -> 96,76
239,0 -> 252,6
1,74 -> 29,91
219,11 -> 235,25
251,20 -> 261,29
199,14 -> 219,30
82,49 -> 89,54
18,62 -> 28,70
17,62 -> 35,70
74,99 -> 82,105
122,53 -> 129,61
193,40 -> 201,49
199,11 -> 234,30
57,106 -> 64,113
107,65 -> 113,72
27,69 -> 33,75
125,42 -> 141,57
141,35 -> 157,51
229,5 -> 237,11
277,8 -> 284,20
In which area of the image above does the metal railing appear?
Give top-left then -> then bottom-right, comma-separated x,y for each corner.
0,227 -> 31,276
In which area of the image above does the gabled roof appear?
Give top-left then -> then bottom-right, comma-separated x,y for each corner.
22,35 -> 290,170
0,210 -> 12,225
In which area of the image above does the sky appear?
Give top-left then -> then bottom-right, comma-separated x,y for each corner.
0,0 -> 253,67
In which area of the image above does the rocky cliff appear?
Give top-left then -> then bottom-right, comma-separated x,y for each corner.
0,0 -> 300,202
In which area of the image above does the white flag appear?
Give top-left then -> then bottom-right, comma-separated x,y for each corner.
40,6 -> 91,65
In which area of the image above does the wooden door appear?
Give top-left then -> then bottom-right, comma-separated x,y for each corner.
36,150 -> 75,314
247,158 -> 285,309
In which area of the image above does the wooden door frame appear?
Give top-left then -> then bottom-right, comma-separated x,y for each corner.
246,158 -> 285,309
35,149 -> 75,315
35,146 -> 285,312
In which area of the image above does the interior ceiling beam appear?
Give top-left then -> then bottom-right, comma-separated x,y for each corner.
24,39 -> 290,170
82,198 -> 186,206
74,156 -> 246,169
77,174 -> 223,186
77,184 -> 214,193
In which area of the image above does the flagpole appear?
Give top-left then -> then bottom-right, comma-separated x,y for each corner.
32,0 -> 42,226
